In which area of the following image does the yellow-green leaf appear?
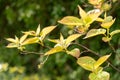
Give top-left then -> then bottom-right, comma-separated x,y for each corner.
6,43 -> 18,48
58,16 -> 83,26
101,18 -> 115,29
77,56 -> 96,71
40,26 -> 56,39
94,55 -> 111,69
78,5 -> 87,19
89,71 -> 110,80
36,24 -> 41,36
102,37 -> 111,42
60,33 -> 64,42
48,39 -> 59,43
110,30 -> 120,37
22,37 -> 39,45
20,34 -> 28,43
44,46 -> 63,55
87,9 -> 102,25
66,34 -> 81,45
67,48 -> 80,58
84,29 -> 106,39
96,18 -> 104,22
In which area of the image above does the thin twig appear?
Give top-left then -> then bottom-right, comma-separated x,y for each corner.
72,42 -> 120,72
20,51 -> 44,55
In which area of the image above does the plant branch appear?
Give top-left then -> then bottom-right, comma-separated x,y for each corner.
72,42 -> 120,72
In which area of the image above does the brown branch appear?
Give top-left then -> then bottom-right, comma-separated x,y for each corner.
72,42 -> 120,72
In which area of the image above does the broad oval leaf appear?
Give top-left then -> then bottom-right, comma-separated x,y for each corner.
22,37 -> 39,45
89,71 -> 110,80
84,28 -> 106,39
58,16 -> 83,26
65,34 -> 81,45
110,30 -> 120,37
77,56 -> 96,71
94,54 -> 111,69
44,46 -> 63,55
40,26 -> 56,39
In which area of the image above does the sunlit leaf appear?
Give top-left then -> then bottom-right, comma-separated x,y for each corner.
58,16 -> 83,26
102,37 -> 111,42
96,18 -> 104,22
78,5 -> 87,19
67,48 -> 80,58
89,71 -> 110,80
110,30 -> 120,37
84,29 -> 106,39
87,9 -> 102,25
77,56 -> 96,71
66,34 -> 81,45
40,26 -> 56,39
60,33 -> 64,42
6,43 -> 18,48
94,55 -> 111,69
36,24 -> 41,36
6,38 -> 16,43
20,34 -> 28,43
44,46 -> 63,55
101,18 -> 115,29
48,39 -> 59,43
22,37 -> 39,45
22,31 -> 36,36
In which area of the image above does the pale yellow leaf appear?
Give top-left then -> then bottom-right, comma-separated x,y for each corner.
110,30 -> 120,37
6,43 -> 18,48
48,39 -> 59,43
96,18 -> 104,22
60,33 -> 64,42
84,29 -> 106,39
6,38 -> 16,43
44,46 -> 63,55
66,34 -> 81,45
58,16 -> 83,26
22,37 -> 39,45
77,56 -> 96,71
78,5 -> 87,19
89,71 -> 110,80
22,31 -> 36,36
94,55 -> 111,69
40,26 -> 56,39
101,18 -> 115,29
67,48 -> 80,58
20,34 -> 28,43
36,24 -> 41,36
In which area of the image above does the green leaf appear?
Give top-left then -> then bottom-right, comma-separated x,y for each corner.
94,55 -> 111,69
65,34 -> 81,45
77,56 -> 96,71
58,16 -> 83,26
67,48 -> 80,58
84,29 -> 106,39
110,30 -> 120,37
44,46 -> 63,55
89,71 -> 110,80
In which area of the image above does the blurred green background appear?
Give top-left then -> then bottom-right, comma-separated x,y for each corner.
0,0 -> 120,80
